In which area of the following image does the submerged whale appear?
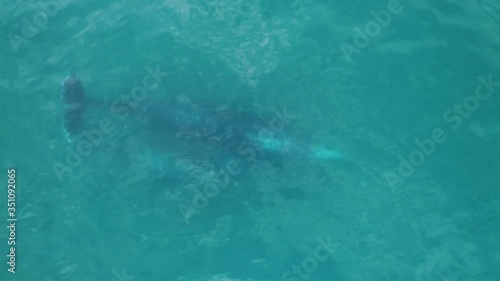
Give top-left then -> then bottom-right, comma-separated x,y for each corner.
61,74 -> 86,140
60,74 -> 343,172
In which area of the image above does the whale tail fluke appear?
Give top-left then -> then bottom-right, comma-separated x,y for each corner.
61,74 -> 113,143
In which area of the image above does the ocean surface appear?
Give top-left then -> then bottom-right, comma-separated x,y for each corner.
1,0 -> 499,280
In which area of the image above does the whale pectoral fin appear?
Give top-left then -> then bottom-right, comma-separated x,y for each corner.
309,146 -> 343,160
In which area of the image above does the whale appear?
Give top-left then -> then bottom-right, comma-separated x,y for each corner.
60,74 -> 343,171
61,74 -> 86,141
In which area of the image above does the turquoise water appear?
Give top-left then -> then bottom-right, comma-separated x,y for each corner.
1,0 -> 500,280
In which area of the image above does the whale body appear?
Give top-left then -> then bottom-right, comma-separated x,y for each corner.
61,74 -> 87,141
